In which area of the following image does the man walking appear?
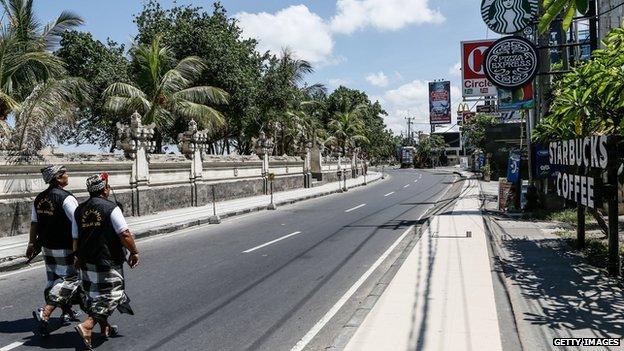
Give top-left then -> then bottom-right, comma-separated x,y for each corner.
27,165 -> 81,335
74,173 -> 139,349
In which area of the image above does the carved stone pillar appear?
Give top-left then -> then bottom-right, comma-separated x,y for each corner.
116,111 -> 155,216
310,138 -> 324,181
178,119 -> 209,206
299,136 -> 312,188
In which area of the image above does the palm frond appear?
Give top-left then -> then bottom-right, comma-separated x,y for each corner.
170,100 -> 226,129
173,86 -> 229,105
42,10 -> 83,50
12,77 -> 89,152
103,82 -> 148,99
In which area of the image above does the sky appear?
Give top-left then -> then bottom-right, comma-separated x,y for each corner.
34,0 -> 500,147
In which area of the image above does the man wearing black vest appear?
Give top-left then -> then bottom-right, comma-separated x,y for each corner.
74,173 -> 139,349
28,165 -> 81,335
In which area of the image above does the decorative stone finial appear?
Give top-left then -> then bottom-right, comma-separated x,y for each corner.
178,119 -> 209,159
116,111 -> 156,159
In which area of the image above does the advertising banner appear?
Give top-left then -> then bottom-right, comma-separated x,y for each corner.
507,150 -> 521,183
429,81 -> 451,125
498,84 -> 534,111
461,40 -> 497,97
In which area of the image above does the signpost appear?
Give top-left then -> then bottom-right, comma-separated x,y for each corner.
461,40 -> 496,98
484,36 -> 539,89
267,172 -> 276,210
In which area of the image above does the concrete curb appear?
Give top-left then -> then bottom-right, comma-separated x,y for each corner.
0,175 -> 384,272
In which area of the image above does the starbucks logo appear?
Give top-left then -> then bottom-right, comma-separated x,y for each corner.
481,0 -> 538,34
484,36 -> 538,89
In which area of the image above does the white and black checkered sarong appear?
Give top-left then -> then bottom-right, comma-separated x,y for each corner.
42,248 -> 79,306
80,263 -> 132,318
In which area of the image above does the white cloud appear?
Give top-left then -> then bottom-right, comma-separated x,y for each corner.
382,80 -> 461,135
330,0 -> 445,34
365,71 -> 389,87
235,5 -> 334,64
448,62 -> 461,76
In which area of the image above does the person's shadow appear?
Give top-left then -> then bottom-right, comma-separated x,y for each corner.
0,317 -> 108,350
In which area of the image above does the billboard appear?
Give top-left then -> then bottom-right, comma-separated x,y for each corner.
498,84 -> 534,111
461,40 -> 497,97
429,81 -> 451,125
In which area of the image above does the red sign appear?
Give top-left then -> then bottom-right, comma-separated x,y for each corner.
461,40 -> 496,97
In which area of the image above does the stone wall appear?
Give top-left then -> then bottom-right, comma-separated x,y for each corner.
0,150 -> 353,238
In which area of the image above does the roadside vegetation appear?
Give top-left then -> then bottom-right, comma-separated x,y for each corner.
1,0 -> 397,161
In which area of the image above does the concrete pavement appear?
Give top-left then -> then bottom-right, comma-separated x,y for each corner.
480,179 -> 624,351
343,175 -> 503,351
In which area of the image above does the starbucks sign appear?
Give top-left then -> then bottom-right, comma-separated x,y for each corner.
484,36 -> 538,89
481,0 -> 538,34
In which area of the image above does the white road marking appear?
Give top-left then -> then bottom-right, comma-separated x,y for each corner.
0,341 -> 24,351
243,231 -> 302,253
345,204 -> 366,213
291,225 -> 415,351
414,179 -> 419,183
0,242 -> 26,250
384,192 -> 394,197
403,184 -> 410,188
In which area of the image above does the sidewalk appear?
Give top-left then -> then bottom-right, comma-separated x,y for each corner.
0,172 -> 383,271
344,175 -> 503,351
480,180 -> 624,350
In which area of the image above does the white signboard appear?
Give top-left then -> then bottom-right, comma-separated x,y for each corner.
461,40 -> 497,98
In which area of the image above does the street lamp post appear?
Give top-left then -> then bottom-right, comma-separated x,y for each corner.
253,130 -> 274,195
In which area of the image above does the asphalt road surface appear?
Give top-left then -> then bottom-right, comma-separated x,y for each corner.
0,168 -> 457,351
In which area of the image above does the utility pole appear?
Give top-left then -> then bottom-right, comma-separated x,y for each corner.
405,117 -> 414,145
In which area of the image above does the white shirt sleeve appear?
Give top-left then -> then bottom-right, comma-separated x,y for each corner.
110,207 -> 129,235
31,204 -> 37,222
62,196 -> 79,239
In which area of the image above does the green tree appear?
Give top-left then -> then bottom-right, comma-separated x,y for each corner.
538,0 -> 589,33
258,49 -> 322,155
0,0 -> 88,153
134,1 -> 264,153
460,114 -> 497,150
324,87 -> 395,161
103,36 -> 229,151
326,102 -> 369,156
533,22 -> 624,142
415,134 -> 445,168
55,31 -> 131,151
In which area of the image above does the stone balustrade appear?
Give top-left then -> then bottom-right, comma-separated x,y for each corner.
0,149 -> 357,238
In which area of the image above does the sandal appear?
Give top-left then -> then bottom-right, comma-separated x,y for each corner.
74,324 -> 93,350
32,308 -> 49,336
101,324 -> 119,339
61,308 -> 82,324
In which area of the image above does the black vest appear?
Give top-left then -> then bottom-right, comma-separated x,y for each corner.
75,197 -> 125,266
33,187 -> 74,250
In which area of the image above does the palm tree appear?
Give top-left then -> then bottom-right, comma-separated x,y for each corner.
326,102 -> 369,156
103,36 -> 229,151
0,0 -> 88,153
